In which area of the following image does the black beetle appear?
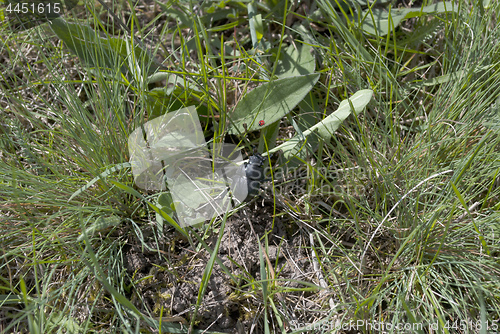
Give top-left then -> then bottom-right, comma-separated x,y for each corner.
245,153 -> 266,198
231,153 -> 266,202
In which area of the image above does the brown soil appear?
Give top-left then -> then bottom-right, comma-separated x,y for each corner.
123,199 -> 319,333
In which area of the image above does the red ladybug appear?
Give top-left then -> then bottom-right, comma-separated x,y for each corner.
258,120 -> 265,126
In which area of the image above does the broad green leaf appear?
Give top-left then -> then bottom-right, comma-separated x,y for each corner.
273,44 -> 315,79
310,89 -> 373,139
253,14 -> 264,43
50,16 -> 159,76
248,2 -> 262,49
260,44 -> 316,151
360,1 -> 457,36
228,73 -> 320,134
268,89 -> 373,159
